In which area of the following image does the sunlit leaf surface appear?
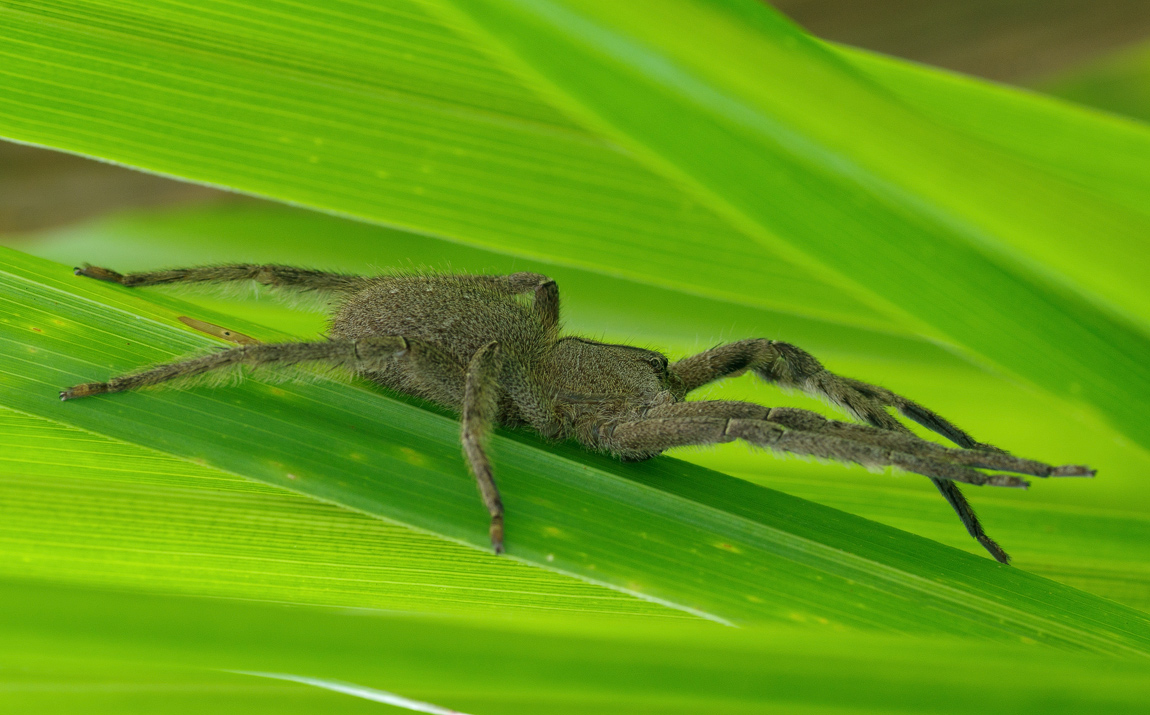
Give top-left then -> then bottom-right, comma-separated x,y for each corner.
20,202 -> 1150,612
0,0 -> 883,330
439,0 -> 1150,461
0,407 -> 682,619
3,247 -> 1148,654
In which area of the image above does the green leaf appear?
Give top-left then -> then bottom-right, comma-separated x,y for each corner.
435,0 -> 1150,456
6,578 -> 1150,714
3,247 -> 1150,654
5,4 -> 1150,702
5,0 -> 1145,472
0,406 -> 680,619
0,0 -> 885,331
21,199 -> 1150,613
832,44 -> 1150,220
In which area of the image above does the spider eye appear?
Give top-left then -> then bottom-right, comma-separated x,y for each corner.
646,355 -> 669,372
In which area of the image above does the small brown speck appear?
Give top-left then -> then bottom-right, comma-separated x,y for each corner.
30,327 -> 41,333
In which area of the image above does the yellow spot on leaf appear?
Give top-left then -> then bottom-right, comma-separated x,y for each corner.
398,447 -> 426,466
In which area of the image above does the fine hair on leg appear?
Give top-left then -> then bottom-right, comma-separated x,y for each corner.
606,412 -> 1089,563
75,263 -> 372,296
60,337 -> 413,400
460,341 -> 506,552
669,339 -> 1032,562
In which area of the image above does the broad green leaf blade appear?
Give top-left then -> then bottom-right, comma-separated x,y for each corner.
5,1 -> 1148,456
6,578 -> 1150,715
437,0 -> 1150,454
3,248 -> 1150,653
18,201 -> 1150,612
0,0 -> 885,330
0,407 -> 681,619
831,44 -> 1150,221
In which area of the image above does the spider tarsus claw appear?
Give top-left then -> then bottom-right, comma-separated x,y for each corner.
979,536 -> 1012,565
1051,465 -> 1095,478
60,382 -> 108,400
74,265 -> 124,283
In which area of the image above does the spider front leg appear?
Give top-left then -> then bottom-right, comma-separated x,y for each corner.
616,415 -> 1020,488
672,339 -> 988,448
646,402 -> 1092,478
616,405 -> 1091,563
671,339 -> 1024,561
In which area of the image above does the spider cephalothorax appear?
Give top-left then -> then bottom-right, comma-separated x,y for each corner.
62,264 -> 1094,563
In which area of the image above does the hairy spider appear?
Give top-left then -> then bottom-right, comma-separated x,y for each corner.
61,263 -> 1094,563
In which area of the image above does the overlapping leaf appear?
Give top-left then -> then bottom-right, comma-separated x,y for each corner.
21,201 -> 1150,611
2,0 -> 1146,455
4,247 -> 1149,653
0,406 -> 680,619
437,0 -> 1150,458
0,0 -> 883,329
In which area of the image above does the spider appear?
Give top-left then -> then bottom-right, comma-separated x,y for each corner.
61,263 -> 1094,564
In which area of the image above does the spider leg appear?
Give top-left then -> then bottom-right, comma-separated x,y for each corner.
477,272 -> 559,335
738,341 -> 1023,563
59,336 -> 438,399
616,415 -> 1033,487
609,410 -> 1088,563
647,402 -> 1092,478
670,339 -> 1050,563
933,478 -> 1009,565
460,341 -> 507,553
62,334 -> 509,551
532,279 -> 560,336
671,339 -> 988,448
76,264 -> 562,336
75,263 -> 371,295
